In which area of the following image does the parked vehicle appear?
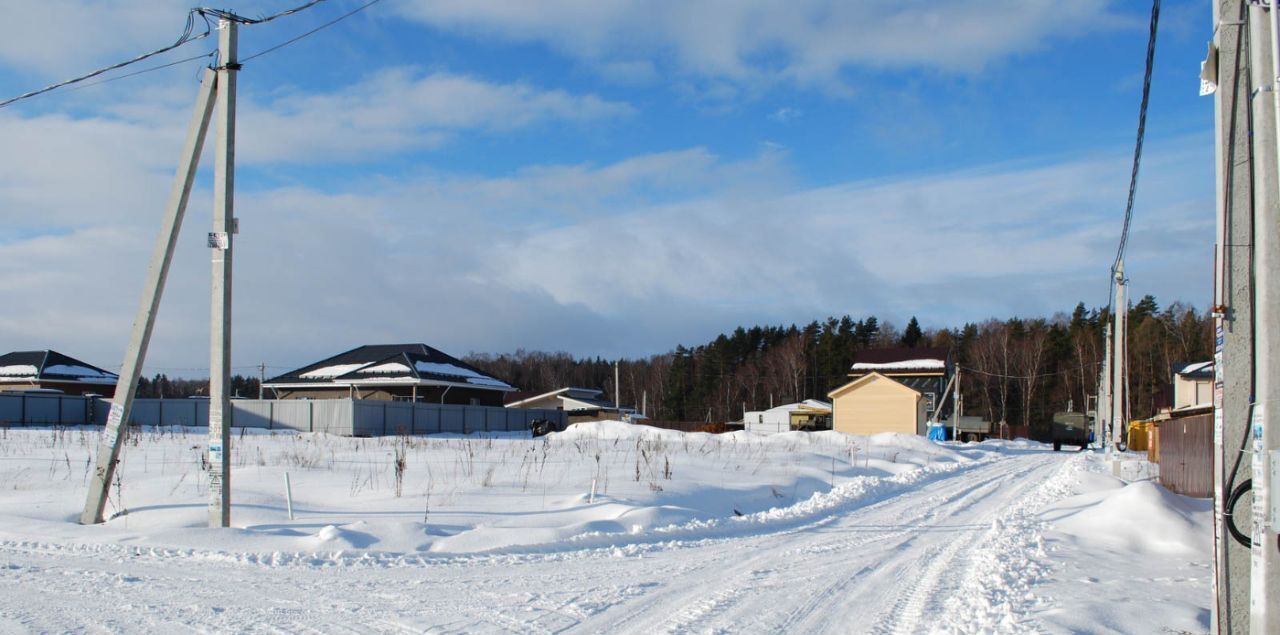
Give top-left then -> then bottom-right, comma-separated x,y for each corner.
953,415 -> 991,442
1051,411 -> 1091,451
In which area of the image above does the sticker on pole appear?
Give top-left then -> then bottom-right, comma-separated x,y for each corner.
209,441 -> 223,462
106,403 -> 124,428
208,232 -> 229,250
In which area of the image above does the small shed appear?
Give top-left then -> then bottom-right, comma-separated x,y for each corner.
505,387 -> 635,423
744,400 -> 832,434
827,372 -> 927,436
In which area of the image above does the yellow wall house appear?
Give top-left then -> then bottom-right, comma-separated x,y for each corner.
827,372 -> 928,436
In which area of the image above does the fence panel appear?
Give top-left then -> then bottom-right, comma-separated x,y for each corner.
0,394 -> 22,423
58,396 -> 89,425
440,406 -> 464,433
411,404 -> 441,434
269,401 -> 314,432
233,402 -> 273,429
385,403 -> 414,435
350,401 -> 384,437
1155,414 -> 1213,498
314,400 -> 354,435
93,398 -> 110,425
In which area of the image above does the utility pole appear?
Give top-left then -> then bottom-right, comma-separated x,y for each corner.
1249,2 -> 1280,631
208,17 -> 238,529
80,68 -> 218,525
1211,0 -> 1254,631
258,362 -> 266,400
1111,265 -> 1127,457
1098,322 -> 1112,451
953,365 -> 961,440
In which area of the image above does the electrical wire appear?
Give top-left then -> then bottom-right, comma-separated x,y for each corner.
64,51 -> 217,93
242,0 -> 385,64
197,0 -> 328,25
1107,0 -> 1162,306
0,0 -> 337,109
0,10 -> 213,109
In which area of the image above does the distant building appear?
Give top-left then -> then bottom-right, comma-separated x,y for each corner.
744,400 -> 832,434
505,387 -> 635,423
828,372 -> 927,436
0,350 -> 118,396
1170,361 -> 1213,415
262,344 -> 514,405
845,347 -> 953,422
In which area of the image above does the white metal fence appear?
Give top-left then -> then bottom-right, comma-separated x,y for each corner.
0,393 -> 564,436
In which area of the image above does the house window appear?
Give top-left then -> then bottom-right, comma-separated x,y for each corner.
924,392 -> 937,415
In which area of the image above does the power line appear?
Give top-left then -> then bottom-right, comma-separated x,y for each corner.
1108,0 -> 1162,301
65,51 -> 217,93
197,1 -> 329,25
0,0 -> 335,109
242,0 -> 385,64
0,10 -> 213,109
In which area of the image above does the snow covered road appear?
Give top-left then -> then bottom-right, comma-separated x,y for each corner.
0,450 -> 1104,634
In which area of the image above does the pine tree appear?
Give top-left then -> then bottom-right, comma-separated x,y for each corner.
901,317 -> 924,348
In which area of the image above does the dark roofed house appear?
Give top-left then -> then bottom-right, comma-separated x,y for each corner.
262,344 -> 514,406
844,347 -> 954,424
0,350 -> 118,396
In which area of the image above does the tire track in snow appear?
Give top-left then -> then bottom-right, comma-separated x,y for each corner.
594,453 -> 1052,635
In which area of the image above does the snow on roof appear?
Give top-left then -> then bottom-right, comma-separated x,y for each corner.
850,359 -> 946,371
0,365 -> 38,377
1177,361 -> 1213,376
415,362 -> 514,389
765,400 -> 832,414
356,362 -> 412,374
268,344 -> 514,391
300,363 -> 370,379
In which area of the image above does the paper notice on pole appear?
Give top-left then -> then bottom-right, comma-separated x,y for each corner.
207,232 -> 229,250
1200,61 -> 1217,96
209,441 -> 223,463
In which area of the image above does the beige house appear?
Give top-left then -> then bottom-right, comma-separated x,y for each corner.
827,372 -> 927,436
1171,361 -> 1213,413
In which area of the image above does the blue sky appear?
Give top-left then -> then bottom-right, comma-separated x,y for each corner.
0,0 -> 1216,375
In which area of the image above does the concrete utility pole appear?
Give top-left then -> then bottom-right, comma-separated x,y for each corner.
1210,1 -> 1254,631
1250,2 -> 1280,630
1098,322 -> 1112,451
1111,265 -> 1128,456
208,17 -> 238,529
80,68 -> 218,525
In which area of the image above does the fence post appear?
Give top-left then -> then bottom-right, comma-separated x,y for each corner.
383,402 -> 388,436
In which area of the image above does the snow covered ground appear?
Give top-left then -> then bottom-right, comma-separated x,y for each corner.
0,422 -> 1210,633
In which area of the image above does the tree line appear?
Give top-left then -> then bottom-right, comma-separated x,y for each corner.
133,374 -> 260,399
464,296 -> 1212,437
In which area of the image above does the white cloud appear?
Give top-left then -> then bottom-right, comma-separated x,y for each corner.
238,68 -> 633,163
0,0 -> 190,77
0,132 -> 1212,371
396,0 -> 1125,90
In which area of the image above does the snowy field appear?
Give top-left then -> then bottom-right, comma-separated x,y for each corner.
0,422 -> 1210,633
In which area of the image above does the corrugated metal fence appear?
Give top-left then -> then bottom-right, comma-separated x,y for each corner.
0,393 -> 564,437
1152,414 -> 1212,498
